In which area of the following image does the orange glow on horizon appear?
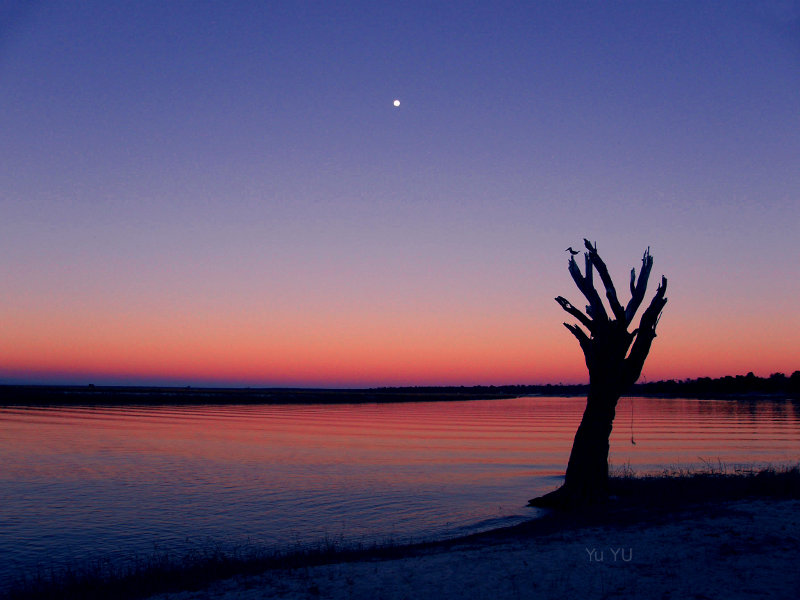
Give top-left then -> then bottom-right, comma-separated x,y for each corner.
2,287 -> 797,387
2,329 -> 796,387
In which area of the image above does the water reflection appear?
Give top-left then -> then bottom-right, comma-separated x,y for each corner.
1,396 -> 798,581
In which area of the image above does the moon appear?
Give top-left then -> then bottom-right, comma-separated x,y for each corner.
393,99 -> 400,107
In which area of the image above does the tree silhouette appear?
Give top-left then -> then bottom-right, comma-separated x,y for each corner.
530,239 -> 668,508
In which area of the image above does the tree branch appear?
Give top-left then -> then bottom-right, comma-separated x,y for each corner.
624,276 -> 668,385
629,268 -> 636,298
584,252 -> 593,290
555,296 -> 594,332
624,247 -> 653,325
584,239 -> 626,322
567,254 -> 608,323
564,322 -> 593,360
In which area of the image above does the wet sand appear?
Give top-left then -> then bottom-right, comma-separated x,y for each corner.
146,497 -> 800,600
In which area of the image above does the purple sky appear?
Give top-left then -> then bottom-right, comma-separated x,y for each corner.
1,1 -> 798,386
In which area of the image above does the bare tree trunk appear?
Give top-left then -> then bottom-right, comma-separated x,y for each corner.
529,240 -> 668,509
534,388 -> 620,507
568,387 -> 620,496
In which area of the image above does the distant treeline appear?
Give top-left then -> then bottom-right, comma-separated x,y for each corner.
632,371 -> 800,398
376,383 -> 590,397
1,372 -> 797,406
0,385 -> 524,406
379,371 -> 800,399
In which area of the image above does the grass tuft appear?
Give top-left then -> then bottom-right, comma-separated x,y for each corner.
608,463 -> 800,506
2,535 -> 418,600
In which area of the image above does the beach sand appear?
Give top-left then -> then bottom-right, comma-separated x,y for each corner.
146,497 -> 800,599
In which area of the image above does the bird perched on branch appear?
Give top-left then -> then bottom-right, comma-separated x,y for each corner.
566,247 -> 580,256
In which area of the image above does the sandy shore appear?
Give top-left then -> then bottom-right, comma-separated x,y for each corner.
146,497 -> 800,600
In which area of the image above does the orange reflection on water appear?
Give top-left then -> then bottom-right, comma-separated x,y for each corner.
2,396 -> 800,581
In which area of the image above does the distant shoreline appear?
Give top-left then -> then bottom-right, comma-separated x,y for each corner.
0,385 -> 523,406
0,378 -> 797,406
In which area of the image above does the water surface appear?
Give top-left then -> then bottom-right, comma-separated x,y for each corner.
1,396 -> 799,582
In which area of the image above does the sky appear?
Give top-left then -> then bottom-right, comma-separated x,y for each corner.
1,0 -> 798,387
